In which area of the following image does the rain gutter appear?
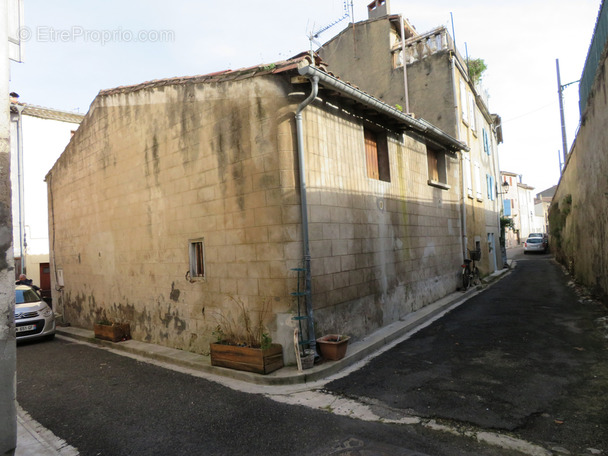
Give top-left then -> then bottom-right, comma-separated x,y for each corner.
297,63 -> 469,153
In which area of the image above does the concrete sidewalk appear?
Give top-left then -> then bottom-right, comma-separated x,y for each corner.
16,263 -> 513,455
16,406 -> 78,456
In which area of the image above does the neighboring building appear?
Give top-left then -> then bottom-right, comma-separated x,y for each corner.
552,0 -> 608,301
47,54 -> 469,363
500,171 -> 544,246
9,101 -> 84,302
318,0 -> 505,275
535,185 -> 556,234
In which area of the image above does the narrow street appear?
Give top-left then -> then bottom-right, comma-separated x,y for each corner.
16,251 -> 608,455
324,250 -> 608,455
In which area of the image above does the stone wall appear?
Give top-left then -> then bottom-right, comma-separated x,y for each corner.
551,47 -> 608,302
48,73 -> 465,363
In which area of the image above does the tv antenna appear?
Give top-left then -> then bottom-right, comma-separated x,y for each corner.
308,0 -> 353,62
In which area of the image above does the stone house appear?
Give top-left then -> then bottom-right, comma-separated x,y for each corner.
551,0 -> 608,301
318,0 -> 505,274
47,53 -> 468,363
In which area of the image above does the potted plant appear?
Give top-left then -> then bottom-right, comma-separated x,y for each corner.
209,297 -> 283,375
93,318 -> 131,342
316,334 -> 350,361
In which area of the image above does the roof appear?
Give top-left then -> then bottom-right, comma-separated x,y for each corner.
99,52 -> 324,97
10,103 -> 85,124
91,51 -> 467,153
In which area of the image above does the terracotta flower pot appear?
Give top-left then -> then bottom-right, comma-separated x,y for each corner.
316,334 -> 350,360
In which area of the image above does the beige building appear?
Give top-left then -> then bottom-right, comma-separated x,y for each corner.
10,101 -> 84,302
318,1 -> 505,275
47,54 -> 469,363
551,0 -> 608,301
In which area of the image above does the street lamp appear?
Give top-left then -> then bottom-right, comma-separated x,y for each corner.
499,180 -> 510,195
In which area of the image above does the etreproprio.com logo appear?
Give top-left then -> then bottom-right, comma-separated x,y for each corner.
18,26 -> 175,45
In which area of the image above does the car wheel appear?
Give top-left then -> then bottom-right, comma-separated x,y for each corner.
524,251 -> 528,255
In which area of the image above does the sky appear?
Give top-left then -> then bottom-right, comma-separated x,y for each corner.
8,0 -> 602,193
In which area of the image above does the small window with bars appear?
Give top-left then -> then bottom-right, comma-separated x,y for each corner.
189,238 -> 205,279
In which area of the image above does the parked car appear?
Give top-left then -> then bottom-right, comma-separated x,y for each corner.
15,285 -> 55,341
523,237 -> 547,254
528,233 -> 549,251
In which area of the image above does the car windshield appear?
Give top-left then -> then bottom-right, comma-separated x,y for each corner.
15,289 -> 41,304
527,238 -> 542,244
529,233 -> 543,238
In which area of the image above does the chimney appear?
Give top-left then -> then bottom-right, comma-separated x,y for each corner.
367,0 -> 390,19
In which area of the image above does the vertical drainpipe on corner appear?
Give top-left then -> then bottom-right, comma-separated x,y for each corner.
295,75 -> 319,355
450,51 -> 468,260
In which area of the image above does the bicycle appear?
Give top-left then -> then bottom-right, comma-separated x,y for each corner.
461,249 -> 481,290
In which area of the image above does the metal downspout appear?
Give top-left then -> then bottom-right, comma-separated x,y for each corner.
399,15 -> 410,114
295,75 -> 319,353
14,105 -> 25,274
450,53 -> 468,260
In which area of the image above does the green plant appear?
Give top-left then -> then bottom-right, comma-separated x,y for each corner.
212,296 -> 272,349
466,57 -> 487,85
395,104 -> 403,112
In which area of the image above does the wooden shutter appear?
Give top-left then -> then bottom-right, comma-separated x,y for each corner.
365,129 -> 379,180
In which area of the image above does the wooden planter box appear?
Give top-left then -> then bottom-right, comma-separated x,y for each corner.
210,343 -> 283,375
316,334 -> 350,361
94,323 -> 131,342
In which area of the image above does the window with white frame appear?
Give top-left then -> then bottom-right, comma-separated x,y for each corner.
188,238 -> 205,279
460,80 -> 469,125
464,154 -> 473,197
468,92 -> 476,132
474,161 -> 482,200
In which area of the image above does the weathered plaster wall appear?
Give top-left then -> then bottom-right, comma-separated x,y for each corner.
321,19 -> 503,276
48,72 -> 465,363
552,48 -> 608,301
319,19 -> 406,108
48,76 -> 299,355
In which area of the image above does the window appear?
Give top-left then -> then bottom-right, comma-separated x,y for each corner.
474,162 -> 482,200
364,128 -> 390,182
486,174 -> 495,201
468,92 -> 476,132
460,80 -> 468,125
482,128 -> 490,155
503,199 -> 512,216
464,154 -> 473,197
189,238 -> 205,279
427,145 -> 449,188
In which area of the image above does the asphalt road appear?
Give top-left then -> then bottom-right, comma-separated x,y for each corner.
325,251 -> 608,454
17,340 -> 517,456
16,250 -> 607,455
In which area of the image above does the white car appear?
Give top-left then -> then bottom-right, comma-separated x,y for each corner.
523,237 -> 547,254
15,285 -> 56,341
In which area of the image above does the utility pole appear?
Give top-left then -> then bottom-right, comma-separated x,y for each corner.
556,58 -> 579,171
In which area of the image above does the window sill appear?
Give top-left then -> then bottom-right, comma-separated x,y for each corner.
427,180 -> 450,190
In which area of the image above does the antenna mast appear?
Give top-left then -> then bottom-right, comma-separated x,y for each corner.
308,0 -> 353,64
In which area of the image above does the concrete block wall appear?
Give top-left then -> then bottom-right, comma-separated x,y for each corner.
300,103 -> 462,339
48,76 -> 301,355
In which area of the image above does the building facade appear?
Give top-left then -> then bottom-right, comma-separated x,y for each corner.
47,55 -> 469,363
318,4 -> 505,275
